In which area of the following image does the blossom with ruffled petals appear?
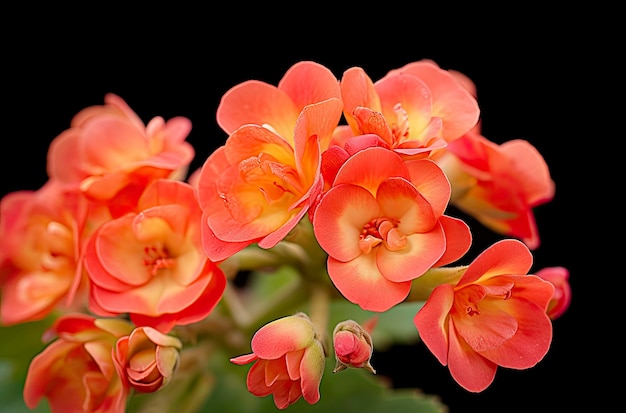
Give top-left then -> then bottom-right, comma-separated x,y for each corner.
23,313 -> 133,413
438,129 -> 555,249
196,63 -> 343,262
84,179 -> 226,333
332,59 -> 479,161
230,312 -> 325,410
0,180 -> 109,325
216,60 -> 342,150
113,326 -> 182,393
534,266 -> 571,320
413,239 -> 555,392
313,146 -> 472,312
46,93 -> 194,217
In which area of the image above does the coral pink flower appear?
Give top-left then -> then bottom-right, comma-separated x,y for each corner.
0,180 -> 109,325
84,179 -> 226,333
46,93 -> 194,217
216,60 -> 342,150
313,146 -> 472,312
534,266 -> 571,320
230,313 -> 325,410
113,326 -> 182,393
23,313 -> 133,413
197,61 -> 343,262
439,129 -> 555,249
413,239 -> 555,392
332,59 -> 479,160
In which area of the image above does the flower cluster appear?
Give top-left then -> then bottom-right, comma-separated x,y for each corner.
0,60 -> 570,412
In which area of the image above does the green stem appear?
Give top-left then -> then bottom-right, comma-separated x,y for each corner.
222,273 -> 309,332
307,283 -> 331,356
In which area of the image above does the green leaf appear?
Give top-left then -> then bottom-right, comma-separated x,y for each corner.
0,360 -> 50,413
192,353 -> 446,413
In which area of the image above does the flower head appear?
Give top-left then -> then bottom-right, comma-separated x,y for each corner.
413,239 -> 555,392
230,312 -> 325,410
84,179 -> 226,333
439,129 -> 555,249
23,313 -> 133,413
0,180 -> 109,325
46,93 -> 194,217
113,326 -> 182,393
196,62 -> 343,261
313,146 -> 471,311
332,59 -> 480,161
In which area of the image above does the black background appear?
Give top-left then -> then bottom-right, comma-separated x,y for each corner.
2,6 -> 606,412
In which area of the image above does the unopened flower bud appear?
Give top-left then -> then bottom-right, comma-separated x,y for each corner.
114,326 -> 182,393
332,319 -> 376,374
534,266 -> 571,320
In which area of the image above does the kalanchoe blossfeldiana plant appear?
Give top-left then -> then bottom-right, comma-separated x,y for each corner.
0,59 -> 571,413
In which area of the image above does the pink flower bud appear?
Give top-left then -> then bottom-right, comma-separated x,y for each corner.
332,319 -> 376,374
534,266 -> 572,320
113,326 -> 182,393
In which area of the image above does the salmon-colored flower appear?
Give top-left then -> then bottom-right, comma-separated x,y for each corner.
23,313 -> 133,413
216,60 -> 342,150
332,318 -> 376,373
84,179 -> 226,333
413,239 -> 555,392
0,180 -> 109,325
439,129 -> 555,249
313,146 -> 472,312
46,93 -> 194,217
113,326 -> 182,393
196,72 -> 343,261
534,266 -> 571,320
332,59 -> 479,161
230,312 -> 325,410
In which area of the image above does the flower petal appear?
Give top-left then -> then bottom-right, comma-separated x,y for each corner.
327,255 -> 410,312
251,316 -> 315,359
314,184 -> 380,262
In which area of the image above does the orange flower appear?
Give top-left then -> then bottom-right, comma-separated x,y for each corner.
332,59 -> 480,161
216,60 -> 342,150
23,313 -> 133,413
439,129 -> 555,249
46,93 -> 194,217
413,239 -> 555,392
313,146 -> 472,311
196,62 -> 343,262
0,180 -> 109,325
534,266 -> 571,320
230,313 -> 325,410
84,179 -> 226,333
113,326 -> 182,393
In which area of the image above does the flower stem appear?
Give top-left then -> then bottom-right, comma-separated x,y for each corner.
307,283 -> 331,356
